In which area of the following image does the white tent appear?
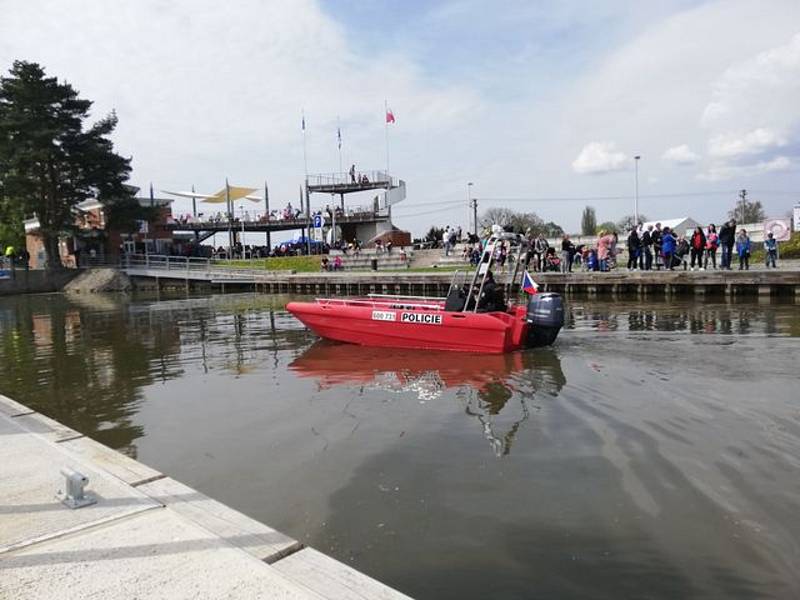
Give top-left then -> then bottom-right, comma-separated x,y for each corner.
640,217 -> 702,237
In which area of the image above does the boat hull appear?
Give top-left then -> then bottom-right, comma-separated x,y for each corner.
286,300 -> 527,353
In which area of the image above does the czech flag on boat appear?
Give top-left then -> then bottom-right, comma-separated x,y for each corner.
522,270 -> 539,295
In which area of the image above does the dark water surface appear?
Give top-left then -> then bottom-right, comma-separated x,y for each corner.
1,292 -> 799,599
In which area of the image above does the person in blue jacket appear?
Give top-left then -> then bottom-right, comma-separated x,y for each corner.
661,227 -> 677,271
736,229 -> 751,270
763,232 -> 778,268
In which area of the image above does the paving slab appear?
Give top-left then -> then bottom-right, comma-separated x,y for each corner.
0,508 -> 324,600
11,411 -> 82,443
137,476 -> 301,563
0,394 -> 35,417
273,548 -> 413,600
0,414 -> 158,553
59,436 -> 163,487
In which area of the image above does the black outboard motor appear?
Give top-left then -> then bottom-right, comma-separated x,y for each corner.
525,293 -> 564,347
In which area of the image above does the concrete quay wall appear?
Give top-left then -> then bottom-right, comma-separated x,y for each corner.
0,394 -> 411,600
130,269 -> 800,299
0,269 -> 80,296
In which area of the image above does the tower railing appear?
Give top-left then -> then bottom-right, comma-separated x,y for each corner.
307,171 -> 392,188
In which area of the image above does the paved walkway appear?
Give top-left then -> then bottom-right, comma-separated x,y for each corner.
0,394 -> 411,600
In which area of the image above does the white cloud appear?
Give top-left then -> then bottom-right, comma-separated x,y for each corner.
707,128 -> 787,159
2,0 -> 800,235
698,32 -> 800,179
698,156 -> 792,182
571,142 -> 628,175
662,144 -> 700,165
0,0 -> 482,229
701,32 -> 800,133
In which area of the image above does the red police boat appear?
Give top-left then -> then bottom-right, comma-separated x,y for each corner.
286,232 -> 564,354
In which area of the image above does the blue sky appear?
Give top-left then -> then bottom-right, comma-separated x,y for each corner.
1,0 -> 799,237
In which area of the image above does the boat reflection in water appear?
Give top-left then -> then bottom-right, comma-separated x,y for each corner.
290,340 -> 566,456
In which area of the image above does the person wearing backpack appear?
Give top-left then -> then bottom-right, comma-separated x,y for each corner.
704,223 -> 718,270
641,225 -> 653,270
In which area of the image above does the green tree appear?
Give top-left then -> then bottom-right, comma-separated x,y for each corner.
0,186 -> 24,251
596,221 -> 618,234
481,207 -> 516,229
481,208 -> 549,235
0,61 -> 134,271
542,221 -> 564,237
581,206 -> 597,236
509,212 -> 545,234
616,214 -> 647,233
728,198 -> 766,223
424,226 -> 444,243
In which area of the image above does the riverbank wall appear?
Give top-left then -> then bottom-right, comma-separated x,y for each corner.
0,394 -> 411,599
0,269 -> 80,296
128,269 -> 800,299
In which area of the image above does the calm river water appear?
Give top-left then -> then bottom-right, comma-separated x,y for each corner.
1,292 -> 799,599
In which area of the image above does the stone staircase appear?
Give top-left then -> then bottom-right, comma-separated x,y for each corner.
329,247 -> 413,270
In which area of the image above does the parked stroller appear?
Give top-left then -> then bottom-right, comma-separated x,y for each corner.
543,247 -> 561,272
673,237 -> 690,270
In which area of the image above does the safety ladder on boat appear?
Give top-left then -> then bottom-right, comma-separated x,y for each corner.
453,229 -> 529,312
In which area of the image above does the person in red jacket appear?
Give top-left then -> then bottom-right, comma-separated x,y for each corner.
690,226 -> 706,271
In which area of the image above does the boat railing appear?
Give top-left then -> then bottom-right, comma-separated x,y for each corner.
315,297 -> 445,311
366,293 -> 446,301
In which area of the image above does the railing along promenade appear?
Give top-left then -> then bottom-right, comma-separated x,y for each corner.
120,254 -> 800,298
166,207 -> 387,234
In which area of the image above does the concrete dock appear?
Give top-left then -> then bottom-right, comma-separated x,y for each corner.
124,261 -> 800,299
0,394 -> 411,599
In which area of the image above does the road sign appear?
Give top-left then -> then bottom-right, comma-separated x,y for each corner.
313,214 -> 325,229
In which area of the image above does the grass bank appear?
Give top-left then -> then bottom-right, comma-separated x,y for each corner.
217,256 -> 322,272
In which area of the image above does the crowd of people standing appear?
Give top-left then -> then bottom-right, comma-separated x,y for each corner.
622,219 -> 772,271
446,216 -> 783,275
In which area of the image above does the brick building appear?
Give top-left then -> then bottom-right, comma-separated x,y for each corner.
24,195 -> 174,269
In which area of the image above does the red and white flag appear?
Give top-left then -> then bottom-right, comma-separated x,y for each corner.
385,108 -> 395,124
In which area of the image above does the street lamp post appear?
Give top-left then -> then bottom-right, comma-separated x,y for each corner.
467,182 -> 474,235
634,155 -> 641,227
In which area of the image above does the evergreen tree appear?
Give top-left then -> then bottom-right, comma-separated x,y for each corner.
581,206 -> 597,236
0,61 -> 134,270
0,185 -> 24,251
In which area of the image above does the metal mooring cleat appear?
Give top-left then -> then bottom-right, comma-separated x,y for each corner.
56,467 -> 97,509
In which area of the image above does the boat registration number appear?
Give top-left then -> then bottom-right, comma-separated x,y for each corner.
371,310 -> 397,322
400,312 -> 442,325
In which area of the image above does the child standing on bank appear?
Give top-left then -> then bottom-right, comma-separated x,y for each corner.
736,229 -> 751,270
763,232 -> 778,268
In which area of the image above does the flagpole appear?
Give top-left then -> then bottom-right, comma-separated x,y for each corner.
301,109 -> 308,180
384,99 -> 390,177
337,116 -> 343,176
264,180 -> 270,249
225,178 -> 233,258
